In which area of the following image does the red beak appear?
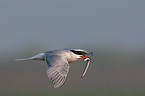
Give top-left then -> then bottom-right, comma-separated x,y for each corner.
80,55 -> 88,59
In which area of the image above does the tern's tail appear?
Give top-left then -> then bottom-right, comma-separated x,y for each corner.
16,53 -> 45,61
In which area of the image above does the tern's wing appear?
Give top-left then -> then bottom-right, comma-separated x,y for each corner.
45,55 -> 70,88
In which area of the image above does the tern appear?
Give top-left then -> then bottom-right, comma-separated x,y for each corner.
16,49 -> 91,88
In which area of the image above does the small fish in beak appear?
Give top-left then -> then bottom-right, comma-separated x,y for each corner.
81,56 -> 91,78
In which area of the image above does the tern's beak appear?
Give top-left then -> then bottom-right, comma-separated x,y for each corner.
80,55 -> 88,59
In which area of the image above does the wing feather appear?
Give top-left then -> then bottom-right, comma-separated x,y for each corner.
45,55 -> 70,88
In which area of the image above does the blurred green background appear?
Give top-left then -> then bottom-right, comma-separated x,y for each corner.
0,0 -> 145,96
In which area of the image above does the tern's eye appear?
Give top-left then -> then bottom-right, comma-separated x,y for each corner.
70,50 -> 88,55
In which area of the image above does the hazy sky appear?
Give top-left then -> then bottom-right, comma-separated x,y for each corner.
0,0 -> 145,54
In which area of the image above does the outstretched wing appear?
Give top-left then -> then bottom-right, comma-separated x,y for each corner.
45,55 -> 70,88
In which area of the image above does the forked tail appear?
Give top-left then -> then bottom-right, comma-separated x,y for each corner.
16,53 -> 45,61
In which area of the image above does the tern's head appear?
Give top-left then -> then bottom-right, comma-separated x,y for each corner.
69,49 -> 89,59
